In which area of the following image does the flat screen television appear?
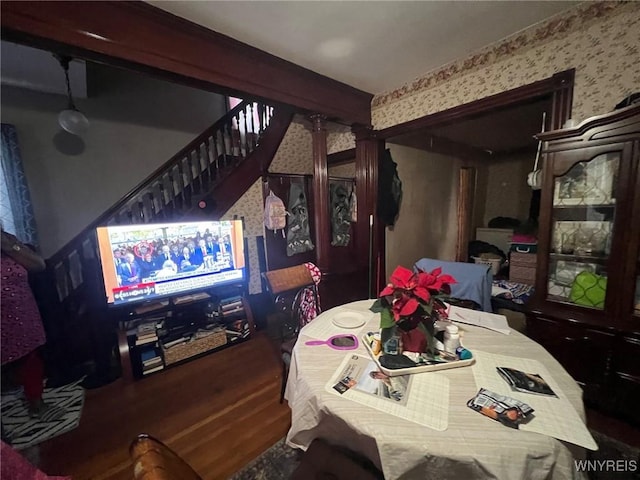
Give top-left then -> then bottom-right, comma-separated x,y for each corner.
96,220 -> 246,306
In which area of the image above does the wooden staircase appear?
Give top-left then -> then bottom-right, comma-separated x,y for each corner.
34,100 -> 294,380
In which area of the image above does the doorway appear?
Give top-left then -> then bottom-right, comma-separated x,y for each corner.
379,70 -> 572,271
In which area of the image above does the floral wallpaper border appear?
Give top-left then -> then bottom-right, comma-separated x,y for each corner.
372,1 -> 626,109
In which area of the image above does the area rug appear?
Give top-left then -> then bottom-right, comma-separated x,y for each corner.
0,379 -> 85,450
228,431 -> 640,480
228,438 -> 301,480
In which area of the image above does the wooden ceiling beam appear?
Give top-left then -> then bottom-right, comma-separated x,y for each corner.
1,1 -> 373,126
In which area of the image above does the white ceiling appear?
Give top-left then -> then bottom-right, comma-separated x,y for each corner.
147,0 -> 578,94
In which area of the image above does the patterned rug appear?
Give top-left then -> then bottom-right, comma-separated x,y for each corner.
228,438 -> 301,480
228,431 -> 639,480
0,379 -> 85,450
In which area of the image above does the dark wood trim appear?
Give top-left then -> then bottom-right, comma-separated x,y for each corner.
310,115 -> 331,273
388,132 -> 492,162
328,148 -> 356,166
379,69 -> 575,139
550,69 -> 575,130
623,139 -> 640,324
456,167 -> 475,262
1,1 -> 372,126
353,127 -> 385,297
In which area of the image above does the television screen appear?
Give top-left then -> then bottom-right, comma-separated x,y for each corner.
96,220 -> 246,306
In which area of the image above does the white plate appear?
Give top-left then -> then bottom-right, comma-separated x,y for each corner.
332,311 -> 366,329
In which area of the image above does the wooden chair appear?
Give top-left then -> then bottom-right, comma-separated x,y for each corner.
130,434 -> 202,480
264,264 -> 321,402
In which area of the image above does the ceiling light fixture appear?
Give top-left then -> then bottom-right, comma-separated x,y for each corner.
56,55 -> 89,136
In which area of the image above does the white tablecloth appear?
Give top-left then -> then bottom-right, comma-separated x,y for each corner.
285,300 -> 589,480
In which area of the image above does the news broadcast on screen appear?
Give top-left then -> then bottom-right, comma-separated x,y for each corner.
96,220 -> 245,306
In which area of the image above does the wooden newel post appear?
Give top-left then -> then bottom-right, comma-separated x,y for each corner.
310,114 -> 330,273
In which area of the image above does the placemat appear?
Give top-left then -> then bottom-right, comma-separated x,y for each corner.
325,353 -> 449,431
471,350 -> 597,450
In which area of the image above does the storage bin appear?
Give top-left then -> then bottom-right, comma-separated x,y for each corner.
472,256 -> 502,275
510,252 -> 537,266
510,243 -> 538,254
509,252 -> 537,285
162,329 -> 227,366
509,266 -> 536,285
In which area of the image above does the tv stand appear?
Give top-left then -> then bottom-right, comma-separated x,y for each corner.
116,283 -> 254,382
133,300 -> 170,315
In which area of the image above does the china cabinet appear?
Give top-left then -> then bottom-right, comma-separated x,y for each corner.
526,104 -> 640,423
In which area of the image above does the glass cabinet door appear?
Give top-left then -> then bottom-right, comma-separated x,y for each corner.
547,153 -> 619,309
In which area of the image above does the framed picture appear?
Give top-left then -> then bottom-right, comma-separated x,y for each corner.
553,153 -> 618,206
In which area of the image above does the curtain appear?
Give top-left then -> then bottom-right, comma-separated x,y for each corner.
1,124 -> 39,246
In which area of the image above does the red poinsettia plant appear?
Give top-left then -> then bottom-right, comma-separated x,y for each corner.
370,265 -> 456,353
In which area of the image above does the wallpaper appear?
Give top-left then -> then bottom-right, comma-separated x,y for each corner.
269,120 -> 313,174
329,162 -> 356,178
327,127 -> 355,154
372,1 -> 640,129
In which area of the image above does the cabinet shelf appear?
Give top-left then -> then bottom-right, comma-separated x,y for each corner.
549,252 -> 608,263
552,203 -> 616,210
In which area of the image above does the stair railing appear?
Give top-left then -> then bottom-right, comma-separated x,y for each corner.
41,100 -> 273,311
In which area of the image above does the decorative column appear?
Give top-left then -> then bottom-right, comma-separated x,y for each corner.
353,125 -> 385,298
310,114 -> 331,272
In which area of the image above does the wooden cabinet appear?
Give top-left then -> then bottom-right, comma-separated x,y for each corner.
526,105 -> 640,424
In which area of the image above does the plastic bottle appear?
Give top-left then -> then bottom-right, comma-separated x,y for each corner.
443,325 -> 460,353
432,320 -> 447,352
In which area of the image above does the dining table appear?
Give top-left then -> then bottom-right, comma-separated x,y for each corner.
284,299 -> 594,480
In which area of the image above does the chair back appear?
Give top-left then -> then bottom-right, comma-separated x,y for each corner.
130,434 -> 202,480
264,264 -> 314,295
414,258 -> 493,312
264,263 -> 321,338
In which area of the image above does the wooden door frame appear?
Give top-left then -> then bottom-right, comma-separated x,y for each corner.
379,69 -> 574,139
378,69 -> 575,260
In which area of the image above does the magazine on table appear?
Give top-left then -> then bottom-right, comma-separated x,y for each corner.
496,367 -> 557,397
332,354 -> 413,405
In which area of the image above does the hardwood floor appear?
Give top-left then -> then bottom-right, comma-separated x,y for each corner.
37,332 -> 291,480
29,331 -> 640,479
